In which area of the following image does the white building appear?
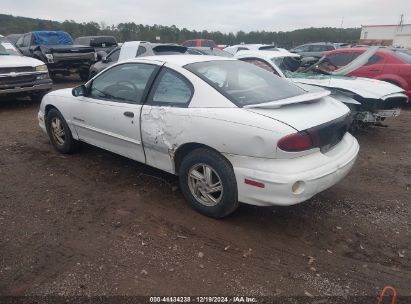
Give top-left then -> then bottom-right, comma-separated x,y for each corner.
360,24 -> 411,48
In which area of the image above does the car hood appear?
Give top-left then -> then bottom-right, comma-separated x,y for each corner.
289,74 -> 405,99
0,55 -> 44,68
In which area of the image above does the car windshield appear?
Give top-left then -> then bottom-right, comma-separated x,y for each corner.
271,56 -> 301,73
185,60 -> 305,106
394,51 -> 411,64
33,31 -> 74,45
0,37 -> 21,56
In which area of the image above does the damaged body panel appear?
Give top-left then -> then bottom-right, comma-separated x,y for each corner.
38,55 -> 359,218
235,50 -> 408,128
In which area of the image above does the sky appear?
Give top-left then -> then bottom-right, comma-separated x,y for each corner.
1,0 -> 410,32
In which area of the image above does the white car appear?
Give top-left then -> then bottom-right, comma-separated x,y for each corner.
38,55 -> 359,218
234,50 -> 408,128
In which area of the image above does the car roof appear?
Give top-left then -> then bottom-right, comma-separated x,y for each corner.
127,54 -> 235,66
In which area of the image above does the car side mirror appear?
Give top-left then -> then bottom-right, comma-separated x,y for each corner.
72,85 -> 87,97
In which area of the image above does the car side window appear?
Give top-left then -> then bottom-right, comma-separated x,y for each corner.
149,68 -> 193,106
107,49 -> 120,61
241,58 -> 275,73
294,45 -> 309,52
327,53 -> 355,66
365,55 -> 382,66
23,34 -> 31,47
236,47 -> 249,53
16,36 -> 24,47
136,46 -> 147,56
89,63 -> 157,104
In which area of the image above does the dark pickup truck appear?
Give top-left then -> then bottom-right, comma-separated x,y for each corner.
74,36 -> 118,54
16,31 -> 96,81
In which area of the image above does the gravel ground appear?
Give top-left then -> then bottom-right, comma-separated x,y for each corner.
0,79 -> 410,299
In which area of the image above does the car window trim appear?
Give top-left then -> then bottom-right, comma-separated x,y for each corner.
145,67 -> 195,108
86,62 -> 162,105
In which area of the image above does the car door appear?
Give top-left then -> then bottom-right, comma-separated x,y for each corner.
348,54 -> 385,78
141,67 -> 194,173
70,62 -> 160,163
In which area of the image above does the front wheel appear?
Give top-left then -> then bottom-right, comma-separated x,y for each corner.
179,148 -> 239,218
46,108 -> 78,154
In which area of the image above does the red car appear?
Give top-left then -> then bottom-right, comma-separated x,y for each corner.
323,48 -> 411,98
181,39 -> 217,48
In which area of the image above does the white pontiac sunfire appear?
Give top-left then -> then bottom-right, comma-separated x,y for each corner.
38,55 -> 359,218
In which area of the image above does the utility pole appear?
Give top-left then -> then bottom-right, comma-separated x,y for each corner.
339,17 -> 344,42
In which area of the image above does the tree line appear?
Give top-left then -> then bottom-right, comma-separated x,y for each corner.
0,14 -> 361,48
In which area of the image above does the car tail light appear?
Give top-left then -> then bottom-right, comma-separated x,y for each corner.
277,130 -> 319,152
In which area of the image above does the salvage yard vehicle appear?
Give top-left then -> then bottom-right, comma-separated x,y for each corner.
38,55 -> 359,218
323,47 -> 411,99
88,41 -> 187,79
15,31 -> 97,81
235,50 -> 409,129
0,35 -> 52,101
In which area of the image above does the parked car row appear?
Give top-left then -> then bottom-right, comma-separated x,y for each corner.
2,33 -> 410,218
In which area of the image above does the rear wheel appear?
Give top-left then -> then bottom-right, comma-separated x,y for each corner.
179,148 -> 239,218
46,108 -> 78,154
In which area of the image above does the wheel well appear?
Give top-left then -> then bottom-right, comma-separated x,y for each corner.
174,143 -> 225,174
45,104 -> 57,117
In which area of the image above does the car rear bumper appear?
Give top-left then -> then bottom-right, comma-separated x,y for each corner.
223,133 -> 359,206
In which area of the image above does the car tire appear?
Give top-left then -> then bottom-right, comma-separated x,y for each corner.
46,108 -> 78,154
179,148 -> 239,218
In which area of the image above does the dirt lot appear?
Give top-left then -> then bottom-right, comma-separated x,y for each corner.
0,79 -> 410,299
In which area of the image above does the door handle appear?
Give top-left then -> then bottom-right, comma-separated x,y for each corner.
123,111 -> 134,118
369,69 -> 380,72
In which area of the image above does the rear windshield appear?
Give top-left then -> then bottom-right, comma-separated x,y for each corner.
394,51 -> 411,64
0,37 -> 21,55
33,31 -> 73,45
153,45 -> 187,55
185,60 -> 305,106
